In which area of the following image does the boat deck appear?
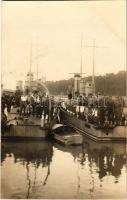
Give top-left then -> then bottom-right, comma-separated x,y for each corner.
2,107 -> 47,141
60,108 -> 127,142
7,107 -> 42,125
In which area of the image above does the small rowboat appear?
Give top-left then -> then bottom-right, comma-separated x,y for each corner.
51,124 -> 83,145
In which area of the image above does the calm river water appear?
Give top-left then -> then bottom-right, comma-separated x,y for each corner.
1,138 -> 126,199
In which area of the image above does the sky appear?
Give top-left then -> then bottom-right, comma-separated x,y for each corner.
2,0 -> 126,90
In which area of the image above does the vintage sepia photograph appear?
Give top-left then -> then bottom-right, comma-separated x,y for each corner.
1,0 -> 126,199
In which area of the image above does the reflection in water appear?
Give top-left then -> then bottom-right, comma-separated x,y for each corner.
1,141 -> 53,167
1,141 -> 53,199
54,140 -> 126,199
43,164 -> 50,186
83,138 -> 126,181
1,138 -> 126,199
89,161 -> 95,199
55,139 -> 126,181
26,163 -> 31,199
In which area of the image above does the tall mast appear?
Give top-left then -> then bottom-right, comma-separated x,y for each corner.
30,42 -> 32,74
80,35 -> 83,77
92,39 -> 95,96
126,59 -> 127,96
37,58 -> 38,80
29,42 -> 33,89
70,35 -> 85,77
36,45 -> 39,80
81,41 -> 106,96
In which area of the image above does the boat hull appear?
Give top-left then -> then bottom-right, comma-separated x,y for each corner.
2,124 -> 47,141
60,108 -> 127,142
54,133 -> 83,146
51,123 -> 83,145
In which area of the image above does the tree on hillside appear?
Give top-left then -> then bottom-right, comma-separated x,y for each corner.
45,71 -> 126,96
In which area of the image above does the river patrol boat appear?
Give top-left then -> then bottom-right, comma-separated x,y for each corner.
59,73 -> 127,142
59,39 -> 127,142
60,106 -> 126,142
1,71 -> 53,141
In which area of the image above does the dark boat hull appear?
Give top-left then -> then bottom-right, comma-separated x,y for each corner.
1,108 -> 49,141
60,108 -> 127,142
1,124 -> 48,141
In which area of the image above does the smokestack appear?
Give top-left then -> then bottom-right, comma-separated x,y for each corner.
74,74 -> 81,96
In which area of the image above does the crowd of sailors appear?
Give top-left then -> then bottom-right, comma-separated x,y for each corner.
61,95 -> 127,127
1,91 -> 127,128
1,91 -> 59,121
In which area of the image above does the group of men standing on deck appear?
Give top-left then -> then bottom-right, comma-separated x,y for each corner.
1,90 -> 127,128
1,94 -> 15,114
2,91 -> 59,122
62,95 -> 127,127
19,92 -> 59,120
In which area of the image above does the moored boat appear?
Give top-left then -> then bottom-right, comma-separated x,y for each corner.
51,124 -> 83,145
1,71 -> 55,141
60,106 -> 127,142
59,39 -> 127,142
1,108 -> 48,141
